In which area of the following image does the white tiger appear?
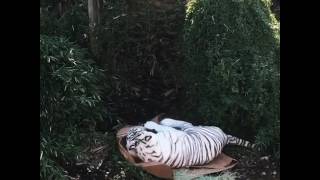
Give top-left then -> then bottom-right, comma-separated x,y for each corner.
125,118 -> 256,168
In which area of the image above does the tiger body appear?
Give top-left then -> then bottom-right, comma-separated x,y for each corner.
126,118 -> 255,168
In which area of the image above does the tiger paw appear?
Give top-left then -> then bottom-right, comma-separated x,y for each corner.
144,121 -> 159,130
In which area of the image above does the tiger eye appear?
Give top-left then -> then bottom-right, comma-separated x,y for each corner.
129,145 -> 135,150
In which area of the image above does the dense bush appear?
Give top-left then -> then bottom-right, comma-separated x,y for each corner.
183,0 -> 279,156
97,0 -> 186,122
40,0 -> 89,47
41,0 -> 187,122
40,35 -> 108,179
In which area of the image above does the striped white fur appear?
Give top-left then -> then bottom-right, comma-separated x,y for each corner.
126,118 -> 255,168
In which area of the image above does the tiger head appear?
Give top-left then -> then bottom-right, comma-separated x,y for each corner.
126,126 -> 155,158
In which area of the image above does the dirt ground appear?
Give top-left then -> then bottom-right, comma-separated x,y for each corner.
224,146 -> 280,180
62,132 -> 280,180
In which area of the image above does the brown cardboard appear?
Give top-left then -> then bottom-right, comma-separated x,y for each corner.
116,126 -> 237,179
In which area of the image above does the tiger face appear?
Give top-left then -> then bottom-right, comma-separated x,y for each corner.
126,126 -> 155,159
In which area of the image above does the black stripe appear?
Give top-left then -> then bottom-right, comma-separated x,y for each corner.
237,138 -> 241,145
178,151 -> 184,167
179,138 -> 185,167
244,141 -> 248,147
170,149 -> 179,167
185,135 -> 193,165
164,133 -> 174,164
200,130 -> 211,162
159,153 -> 164,162
146,150 -> 156,154
212,137 -> 218,157
195,132 -> 204,164
174,142 -> 182,167
187,134 -> 194,164
240,139 -> 245,146
190,134 -> 197,164
148,151 -> 161,158
194,134 -> 201,165
152,154 -> 161,158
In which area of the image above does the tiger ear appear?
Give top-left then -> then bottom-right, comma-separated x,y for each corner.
121,136 -> 127,147
151,113 -> 166,124
144,135 -> 152,141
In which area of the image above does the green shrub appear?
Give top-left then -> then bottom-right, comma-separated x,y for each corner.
97,0 -> 186,120
183,0 -> 279,156
40,35 -> 108,179
40,0 -> 89,47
